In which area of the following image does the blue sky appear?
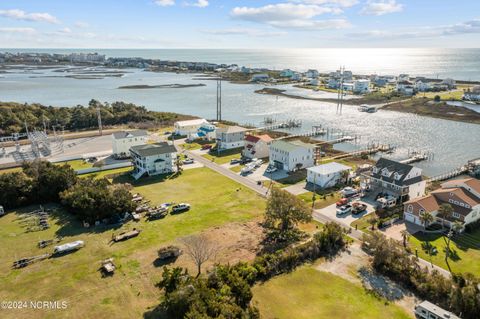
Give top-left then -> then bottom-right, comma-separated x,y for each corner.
0,0 -> 479,48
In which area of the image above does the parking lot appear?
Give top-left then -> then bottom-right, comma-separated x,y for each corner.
315,198 -> 376,227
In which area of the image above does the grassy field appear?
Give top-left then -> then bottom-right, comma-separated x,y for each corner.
298,191 -> 341,209
0,167 -> 265,319
350,213 -> 376,232
56,159 -> 93,170
0,166 -> 22,174
408,229 -> 480,276
253,266 -> 411,319
202,147 -> 242,165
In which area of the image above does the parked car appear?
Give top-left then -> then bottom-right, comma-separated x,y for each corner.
340,187 -> 358,198
352,202 -> 367,215
201,144 -> 213,150
183,158 -> 194,164
265,166 -> 277,174
376,195 -> 397,209
336,204 -> 352,216
240,158 -> 253,164
254,159 -> 263,167
241,163 -> 256,175
336,198 -> 349,207
230,158 -> 242,165
172,203 -> 191,213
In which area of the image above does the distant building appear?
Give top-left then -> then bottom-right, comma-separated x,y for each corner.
216,126 -> 247,150
363,158 -> 426,203
353,79 -> 370,94
69,53 -> 105,64
280,69 -> 295,78
414,80 -> 431,92
309,78 -> 319,86
269,140 -> 315,172
130,142 -> 177,180
396,80 -> 415,95
195,123 -> 217,140
305,69 -> 319,79
243,134 -> 273,159
404,178 -> 480,229
398,74 -> 410,82
441,78 -> 456,89
463,85 -> 480,101
414,300 -> 460,319
174,119 -> 209,137
307,162 -> 352,189
250,73 -> 270,82
112,130 -> 148,158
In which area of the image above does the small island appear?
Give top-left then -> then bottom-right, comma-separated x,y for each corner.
118,83 -> 206,89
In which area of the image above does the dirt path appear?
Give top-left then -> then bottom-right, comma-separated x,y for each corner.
315,242 -> 418,316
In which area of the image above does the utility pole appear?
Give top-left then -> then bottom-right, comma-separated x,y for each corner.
336,66 -> 345,115
216,79 -> 222,122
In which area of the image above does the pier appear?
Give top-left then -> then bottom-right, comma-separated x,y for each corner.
321,144 -> 394,161
399,151 -> 433,165
426,157 -> 480,183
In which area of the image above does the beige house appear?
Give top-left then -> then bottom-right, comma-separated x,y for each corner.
243,134 -> 273,159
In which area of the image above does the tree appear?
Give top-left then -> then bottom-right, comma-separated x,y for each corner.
368,215 -> 378,231
0,172 -> 33,209
434,95 -> 441,102
420,211 -> 434,231
437,203 -> 453,229
264,187 -> 312,242
175,155 -> 183,173
400,229 -> 410,248
181,234 -> 219,277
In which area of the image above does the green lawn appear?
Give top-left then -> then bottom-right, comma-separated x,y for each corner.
253,266 -> 411,319
56,159 -> 93,170
230,165 -> 242,173
298,191 -> 341,209
350,213 -> 376,233
0,167 -> 265,319
202,147 -> 242,165
0,166 -> 22,174
80,167 -> 133,179
408,229 -> 480,276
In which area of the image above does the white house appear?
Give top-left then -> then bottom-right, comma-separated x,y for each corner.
396,81 -> 415,95
309,78 -> 319,86
398,74 -> 410,82
307,162 -> 352,189
414,80 -> 431,92
305,69 -> 319,79
441,78 -> 456,89
353,79 -> 370,94
195,123 -> 217,140
174,119 -> 209,137
327,78 -> 340,89
216,126 -> 247,150
269,140 -> 315,172
463,85 -> 480,101
130,142 -> 177,180
112,130 -> 148,158
243,134 -> 273,159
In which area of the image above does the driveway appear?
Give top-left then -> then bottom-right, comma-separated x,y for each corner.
315,199 -> 375,227
283,182 -> 309,195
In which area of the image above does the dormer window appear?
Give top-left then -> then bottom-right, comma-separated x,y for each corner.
381,168 -> 393,177
372,167 -> 379,174
394,172 -> 403,181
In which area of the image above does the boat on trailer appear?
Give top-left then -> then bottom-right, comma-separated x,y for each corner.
358,104 -> 377,113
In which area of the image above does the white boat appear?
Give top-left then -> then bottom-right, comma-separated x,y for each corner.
358,104 -> 377,113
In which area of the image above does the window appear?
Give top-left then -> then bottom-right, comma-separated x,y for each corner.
419,209 -> 425,216
452,212 -> 461,219
407,205 -> 413,213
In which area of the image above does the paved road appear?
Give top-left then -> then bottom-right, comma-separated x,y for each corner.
183,149 -> 269,197
182,145 -> 451,278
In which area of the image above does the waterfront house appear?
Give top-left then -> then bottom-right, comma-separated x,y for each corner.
327,77 -> 340,89
343,82 -> 354,92
441,78 -> 456,89
216,125 -> 247,150
414,80 -> 431,92
372,76 -> 388,87
250,73 -> 270,82
307,162 -> 352,189
463,85 -> 480,101
309,78 -> 319,86
280,69 -> 295,78
195,122 -> 217,141
353,79 -> 370,94
130,142 -> 177,180
243,134 -> 273,159
404,178 -> 480,229
174,119 -> 209,137
112,130 -> 148,159
398,74 -> 410,82
363,158 -> 426,203
305,69 -> 319,79
396,80 -> 415,95
269,140 -> 315,172
415,301 -> 460,319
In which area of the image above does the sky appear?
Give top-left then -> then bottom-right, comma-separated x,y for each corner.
0,0 -> 479,48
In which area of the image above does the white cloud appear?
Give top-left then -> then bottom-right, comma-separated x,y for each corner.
360,0 -> 403,16
347,19 -> 480,39
0,9 -> 60,24
201,28 -> 287,37
155,0 -> 175,6
231,3 -> 349,31
192,0 -> 209,8
292,0 -> 358,7
0,27 -> 36,34
74,21 -> 89,28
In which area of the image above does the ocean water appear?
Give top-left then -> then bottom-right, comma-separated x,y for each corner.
3,48 -> 480,81
1,50 -> 480,176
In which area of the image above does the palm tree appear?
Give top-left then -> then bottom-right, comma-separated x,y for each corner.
401,229 -> 410,248
419,211 -> 434,232
368,215 -> 378,231
175,155 -> 183,174
437,203 -> 453,230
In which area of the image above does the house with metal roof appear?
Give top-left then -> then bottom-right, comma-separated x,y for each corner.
307,162 -> 352,189
269,140 -> 315,172
363,158 -> 426,203
130,142 -> 177,180
112,130 -> 148,158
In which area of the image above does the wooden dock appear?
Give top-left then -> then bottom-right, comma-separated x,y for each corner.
322,144 -> 393,161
